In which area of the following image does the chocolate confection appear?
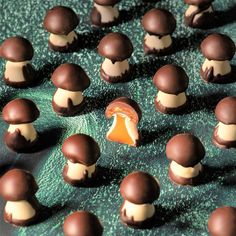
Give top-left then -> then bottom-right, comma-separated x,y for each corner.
200,33 -> 235,83
153,64 -> 189,114
105,97 -> 142,147
0,36 -> 36,87
120,171 -> 160,228
51,63 -> 90,116
98,32 -> 133,83
62,134 -> 100,186
208,206 -> 236,236
2,98 -> 40,152
166,133 -> 205,186
212,97 -> 236,149
43,6 -> 79,52
141,8 -> 176,55
63,211 -> 103,236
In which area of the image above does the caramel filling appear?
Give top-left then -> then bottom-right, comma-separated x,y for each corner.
216,122 -> 236,141
121,200 -> 155,222
102,58 -> 129,77
8,123 -> 37,142
157,91 -> 187,108
53,88 -> 83,108
202,59 -> 231,76
170,161 -> 202,178
5,61 -> 30,82
144,34 -> 172,50
49,31 -> 77,47
185,5 -> 213,18
66,160 -> 96,180
106,113 -> 139,146
5,200 -> 36,220
94,3 -> 119,23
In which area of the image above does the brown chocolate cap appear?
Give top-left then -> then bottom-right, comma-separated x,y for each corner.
208,206 -> 236,236
98,32 -> 133,62
43,6 -> 79,35
201,34 -> 235,61
120,171 -> 160,204
184,0 -> 214,6
0,36 -> 34,62
215,97 -> 236,125
51,63 -> 90,91
62,134 -> 100,165
0,169 -> 38,201
166,133 -> 205,167
153,64 -> 189,95
94,0 -> 121,6
2,98 -> 40,124
105,97 -> 142,124
63,211 -> 103,236
141,8 -> 176,36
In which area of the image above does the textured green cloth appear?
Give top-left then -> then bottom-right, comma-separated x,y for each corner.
0,0 -> 236,235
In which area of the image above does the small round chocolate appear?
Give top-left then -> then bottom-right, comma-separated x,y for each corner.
208,206 -> 236,236
63,211 -> 103,236
120,171 -> 160,204
98,32 -> 133,62
201,34 -> 235,61
105,97 -> 142,124
62,134 -> 100,165
0,169 -> 38,201
51,63 -> 90,91
166,133 -> 205,167
94,0 -> 121,5
153,64 -> 189,95
184,0 -> 214,6
142,8 -> 176,36
43,6 -> 79,35
215,97 -> 236,125
0,36 -> 34,62
2,98 -> 40,125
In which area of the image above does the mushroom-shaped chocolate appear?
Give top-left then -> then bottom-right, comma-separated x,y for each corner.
166,133 -> 205,186
98,32 -> 133,83
120,171 -> 160,228
200,33 -> 235,83
90,0 -> 121,27
63,211 -> 103,236
0,36 -> 36,87
0,169 -> 41,226
105,97 -> 142,147
153,64 -> 189,114
141,8 -> 176,55
62,134 -> 100,186
43,6 -> 79,52
2,98 -> 40,152
208,206 -> 236,236
212,97 -> 236,149
184,0 -> 215,28
51,63 -> 90,116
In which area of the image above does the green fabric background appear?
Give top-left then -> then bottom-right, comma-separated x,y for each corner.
0,0 -> 236,235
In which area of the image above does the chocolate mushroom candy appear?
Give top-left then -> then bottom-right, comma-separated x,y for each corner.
141,8 -> 176,55
2,98 -> 40,152
120,171 -> 160,228
98,32 -> 133,83
166,133 -> 205,186
208,206 -> 236,236
184,0 -> 215,28
212,97 -> 236,149
0,36 -> 35,87
62,134 -> 100,186
90,0 -> 121,27
63,211 -> 103,236
153,64 -> 189,114
105,97 -> 142,147
200,33 -> 235,83
51,63 -> 90,116
43,6 -> 79,52
0,169 -> 40,226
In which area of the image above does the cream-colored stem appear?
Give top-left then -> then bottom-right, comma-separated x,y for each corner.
202,59 -> 231,76
157,91 -> 187,108
185,5 -> 213,17
102,58 -> 129,77
94,3 -> 119,23
216,122 -> 236,141
144,34 -> 172,50
49,31 -> 77,47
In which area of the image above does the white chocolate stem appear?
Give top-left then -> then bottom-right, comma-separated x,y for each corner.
49,31 -> 77,47
216,122 -> 236,141
144,34 -> 172,50
202,59 -> 231,76
157,91 -> 187,108
102,58 -> 129,77
94,3 -> 119,23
